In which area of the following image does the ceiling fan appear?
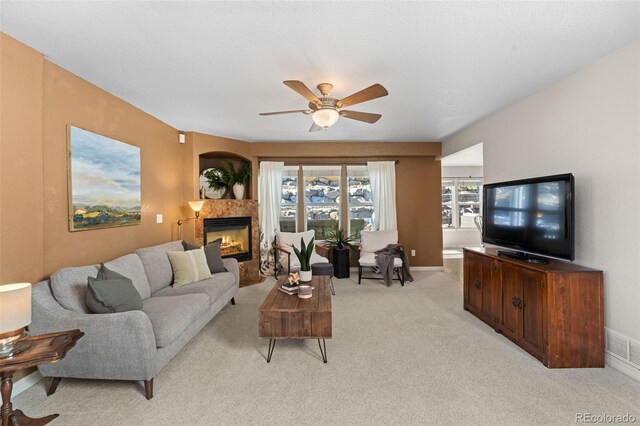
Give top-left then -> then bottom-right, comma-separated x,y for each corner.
260,80 -> 388,132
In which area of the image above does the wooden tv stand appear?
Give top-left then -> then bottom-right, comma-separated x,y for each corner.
463,247 -> 604,368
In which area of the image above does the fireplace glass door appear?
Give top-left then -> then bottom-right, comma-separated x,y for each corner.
204,217 -> 252,262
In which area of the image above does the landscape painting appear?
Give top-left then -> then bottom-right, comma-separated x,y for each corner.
68,126 -> 141,231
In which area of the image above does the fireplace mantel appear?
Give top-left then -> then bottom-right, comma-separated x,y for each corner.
194,200 -> 261,286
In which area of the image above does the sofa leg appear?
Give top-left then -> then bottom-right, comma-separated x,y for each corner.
358,266 -> 362,284
144,379 -> 153,400
230,297 -> 236,305
47,377 -> 61,396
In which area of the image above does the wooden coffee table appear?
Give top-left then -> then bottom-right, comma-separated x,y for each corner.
259,275 -> 332,363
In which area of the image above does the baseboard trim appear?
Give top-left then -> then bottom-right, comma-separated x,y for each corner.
606,353 -> 640,382
12,370 -> 43,398
411,266 -> 444,271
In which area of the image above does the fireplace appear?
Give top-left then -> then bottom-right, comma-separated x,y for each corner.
203,217 -> 252,262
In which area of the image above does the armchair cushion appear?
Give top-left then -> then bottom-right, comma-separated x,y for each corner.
277,230 -> 328,269
360,230 -> 398,254
359,252 -> 402,267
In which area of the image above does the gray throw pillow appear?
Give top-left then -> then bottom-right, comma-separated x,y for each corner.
183,239 -> 227,273
182,240 -> 199,251
86,265 -> 143,314
204,239 -> 227,273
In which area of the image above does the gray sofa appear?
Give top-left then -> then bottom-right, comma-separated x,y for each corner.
29,240 -> 239,399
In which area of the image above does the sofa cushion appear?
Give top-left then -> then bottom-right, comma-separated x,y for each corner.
360,230 -> 398,254
51,265 -> 99,313
167,248 -> 212,288
103,253 -> 151,299
135,241 -> 184,293
142,294 -> 209,348
153,272 -> 236,304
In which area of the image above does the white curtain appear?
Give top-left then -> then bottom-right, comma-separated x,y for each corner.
367,161 -> 397,231
258,161 -> 284,275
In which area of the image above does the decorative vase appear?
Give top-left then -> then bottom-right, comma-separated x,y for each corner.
298,284 -> 313,299
232,183 -> 245,200
299,270 -> 312,282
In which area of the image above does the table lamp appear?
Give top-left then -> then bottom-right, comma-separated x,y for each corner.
0,283 -> 32,358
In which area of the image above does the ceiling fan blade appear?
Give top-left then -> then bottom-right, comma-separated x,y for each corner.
339,110 -> 382,124
309,122 -> 323,132
259,109 -> 312,116
337,84 -> 388,108
283,81 -> 321,105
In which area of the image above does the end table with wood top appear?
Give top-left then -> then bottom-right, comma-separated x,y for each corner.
259,275 -> 332,363
0,329 -> 83,426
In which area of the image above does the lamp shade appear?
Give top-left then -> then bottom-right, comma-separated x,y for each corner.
188,200 -> 205,213
312,108 -> 340,128
0,283 -> 31,333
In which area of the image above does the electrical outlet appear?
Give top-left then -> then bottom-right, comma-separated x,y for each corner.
411,250 -> 416,256
156,214 -> 163,224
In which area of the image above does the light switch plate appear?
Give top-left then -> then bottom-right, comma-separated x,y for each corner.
411,250 -> 416,256
156,214 -> 163,224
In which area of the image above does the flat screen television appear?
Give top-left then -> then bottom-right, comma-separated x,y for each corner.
482,173 -> 575,262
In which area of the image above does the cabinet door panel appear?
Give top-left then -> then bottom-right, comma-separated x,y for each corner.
480,257 -> 495,322
465,254 -> 483,315
501,263 -> 520,341
521,269 -> 545,357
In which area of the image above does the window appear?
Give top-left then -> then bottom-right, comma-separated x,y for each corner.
347,165 -> 373,239
280,166 -> 298,232
442,178 -> 483,229
303,166 -> 341,240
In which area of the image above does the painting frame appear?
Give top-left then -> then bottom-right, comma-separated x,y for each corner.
67,125 -> 141,232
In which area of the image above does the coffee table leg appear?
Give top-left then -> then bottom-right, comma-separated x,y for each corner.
317,339 -> 327,363
266,339 -> 276,363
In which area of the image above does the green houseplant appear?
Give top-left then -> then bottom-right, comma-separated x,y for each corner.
290,237 -> 315,282
324,226 -> 356,278
203,160 -> 252,199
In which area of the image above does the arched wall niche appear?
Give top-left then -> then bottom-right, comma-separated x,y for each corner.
198,151 -> 254,199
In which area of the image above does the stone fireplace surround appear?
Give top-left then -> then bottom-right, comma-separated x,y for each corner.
195,199 -> 262,286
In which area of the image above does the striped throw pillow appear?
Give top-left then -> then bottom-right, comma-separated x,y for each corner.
167,248 -> 212,288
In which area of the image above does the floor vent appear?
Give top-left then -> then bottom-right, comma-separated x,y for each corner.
606,328 -> 640,369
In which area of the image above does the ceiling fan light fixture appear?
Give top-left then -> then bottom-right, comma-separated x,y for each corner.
312,108 -> 339,128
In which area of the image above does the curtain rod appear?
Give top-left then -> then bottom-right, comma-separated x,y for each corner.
258,158 -> 399,165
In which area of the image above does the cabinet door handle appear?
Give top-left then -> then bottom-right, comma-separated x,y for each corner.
511,297 -> 522,309
474,280 -> 481,289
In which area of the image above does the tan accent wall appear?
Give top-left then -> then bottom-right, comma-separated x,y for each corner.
0,34 -> 45,284
41,62 -> 183,275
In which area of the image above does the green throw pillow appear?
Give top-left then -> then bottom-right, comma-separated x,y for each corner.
167,248 -> 212,288
86,265 -> 143,314
183,239 -> 227,274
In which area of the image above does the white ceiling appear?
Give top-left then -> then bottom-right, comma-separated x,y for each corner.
441,143 -> 483,167
1,2 -> 638,143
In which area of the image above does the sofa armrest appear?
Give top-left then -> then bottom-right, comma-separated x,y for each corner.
222,258 -> 240,287
30,281 -> 157,381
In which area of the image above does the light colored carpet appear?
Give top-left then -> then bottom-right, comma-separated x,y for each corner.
14,272 -> 640,425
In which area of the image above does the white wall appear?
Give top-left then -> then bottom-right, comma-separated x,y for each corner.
443,41 -> 640,342
442,166 -> 483,178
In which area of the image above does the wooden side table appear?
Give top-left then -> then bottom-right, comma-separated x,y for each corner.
0,329 -> 83,426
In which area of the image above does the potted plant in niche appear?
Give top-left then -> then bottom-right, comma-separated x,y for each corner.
203,160 -> 252,200
324,226 -> 356,278
290,237 -> 315,282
